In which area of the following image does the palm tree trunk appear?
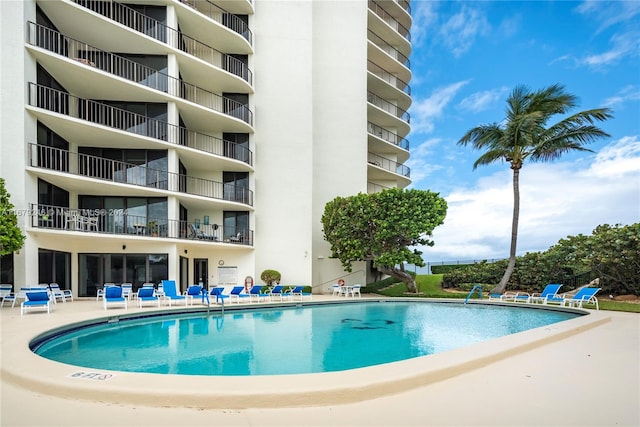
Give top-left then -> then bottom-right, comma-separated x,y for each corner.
492,167 -> 521,294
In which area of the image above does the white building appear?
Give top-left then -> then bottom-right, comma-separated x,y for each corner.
0,0 -> 412,296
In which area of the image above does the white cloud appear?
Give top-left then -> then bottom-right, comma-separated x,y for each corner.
576,0 -> 640,34
581,31 -> 640,69
419,136 -> 640,263
410,81 -> 470,134
457,87 -> 509,113
438,5 -> 491,58
602,85 -> 640,108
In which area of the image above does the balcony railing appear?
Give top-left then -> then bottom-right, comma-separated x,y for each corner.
396,0 -> 411,14
29,144 -> 254,206
178,0 -> 253,46
368,60 -> 411,95
368,91 -> 410,123
27,22 -> 255,135
368,152 -> 410,177
368,0 -> 411,42
368,30 -> 410,68
29,203 -> 253,245
72,0 -> 253,85
28,83 -> 253,164
367,122 -> 409,150
367,182 -> 393,193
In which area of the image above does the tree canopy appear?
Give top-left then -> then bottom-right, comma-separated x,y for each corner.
321,188 -> 447,293
0,178 -> 26,255
458,84 -> 613,294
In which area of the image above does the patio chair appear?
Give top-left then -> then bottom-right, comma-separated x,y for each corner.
121,283 -> 134,300
288,285 -> 312,301
209,287 -> 229,305
530,284 -> 563,304
137,287 -> 160,308
248,285 -> 265,302
161,280 -> 187,307
348,284 -> 362,298
97,283 -> 116,301
186,285 -> 204,306
49,283 -> 73,303
190,223 -> 216,240
562,287 -> 601,310
0,284 -> 15,308
103,286 -> 127,310
228,286 -> 246,304
21,291 -> 52,315
499,291 -> 531,303
267,285 -> 288,301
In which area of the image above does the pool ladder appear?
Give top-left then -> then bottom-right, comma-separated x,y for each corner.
464,285 -> 483,304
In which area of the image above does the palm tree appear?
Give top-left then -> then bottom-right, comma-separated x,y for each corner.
458,84 -> 613,295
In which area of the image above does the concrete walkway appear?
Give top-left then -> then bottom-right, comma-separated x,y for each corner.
1,298 -> 638,426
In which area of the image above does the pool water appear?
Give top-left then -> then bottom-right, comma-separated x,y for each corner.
34,302 -> 579,376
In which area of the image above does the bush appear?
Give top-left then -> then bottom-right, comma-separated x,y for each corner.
260,269 -> 281,286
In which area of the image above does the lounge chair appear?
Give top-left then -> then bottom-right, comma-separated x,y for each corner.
103,286 -> 127,310
186,285 -> 204,306
189,223 -> 216,240
21,291 -> 52,315
288,285 -> 312,301
248,285 -> 265,302
137,287 -> 160,308
0,284 -> 15,308
331,284 -> 345,297
562,287 -> 601,310
49,283 -> 73,303
209,287 -> 229,305
162,280 -> 187,307
97,283 -> 116,301
499,291 -> 531,303
228,286 -> 246,304
267,285 -> 288,301
530,284 -> 563,304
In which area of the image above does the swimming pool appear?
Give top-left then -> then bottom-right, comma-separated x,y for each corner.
33,301 -> 580,376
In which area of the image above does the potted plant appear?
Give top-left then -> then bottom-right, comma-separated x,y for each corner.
260,269 -> 281,288
147,220 -> 159,237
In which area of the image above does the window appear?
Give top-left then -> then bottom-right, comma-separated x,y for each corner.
223,133 -> 250,164
223,211 -> 249,241
38,249 -> 71,289
223,171 -> 249,203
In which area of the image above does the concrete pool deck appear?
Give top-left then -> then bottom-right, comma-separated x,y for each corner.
1,296 -> 638,426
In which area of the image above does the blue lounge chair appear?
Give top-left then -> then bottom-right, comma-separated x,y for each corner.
530,284 -> 563,304
0,284 -> 15,308
228,286 -> 246,304
562,288 -> 601,310
103,286 -> 127,310
209,287 -> 229,305
161,280 -> 187,307
288,285 -> 312,301
248,285 -> 265,302
21,291 -> 51,315
49,283 -> 73,303
186,285 -> 204,306
137,287 -> 160,308
267,285 -> 288,301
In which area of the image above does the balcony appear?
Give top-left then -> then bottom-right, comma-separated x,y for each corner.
368,30 -> 410,69
177,0 -> 253,47
368,152 -> 410,178
368,92 -> 410,122
28,23 -> 254,130
368,0 -> 411,43
28,203 -> 254,246
29,144 -> 254,206
28,84 -> 253,164
42,0 -> 253,86
368,60 -> 410,96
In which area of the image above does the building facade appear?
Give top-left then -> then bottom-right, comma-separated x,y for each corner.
0,0 -> 412,296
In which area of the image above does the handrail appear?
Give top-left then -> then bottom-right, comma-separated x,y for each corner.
368,91 -> 410,123
28,83 -> 253,163
368,30 -> 410,68
367,122 -> 409,150
368,152 -> 410,178
28,143 -> 254,206
27,22 -> 255,134
28,203 -> 254,245
71,0 -> 253,85
178,0 -> 252,46
313,270 -> 367,293
178,0 -> 251,45
368,60 -> 411,95
368,0 -> 411,42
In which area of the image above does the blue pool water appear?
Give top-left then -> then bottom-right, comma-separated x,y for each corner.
34,302 -> 579,376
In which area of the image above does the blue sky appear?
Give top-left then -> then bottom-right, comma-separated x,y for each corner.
406,0 -> 640,266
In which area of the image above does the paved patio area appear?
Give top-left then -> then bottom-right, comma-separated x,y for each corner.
1,296 -> 638,426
